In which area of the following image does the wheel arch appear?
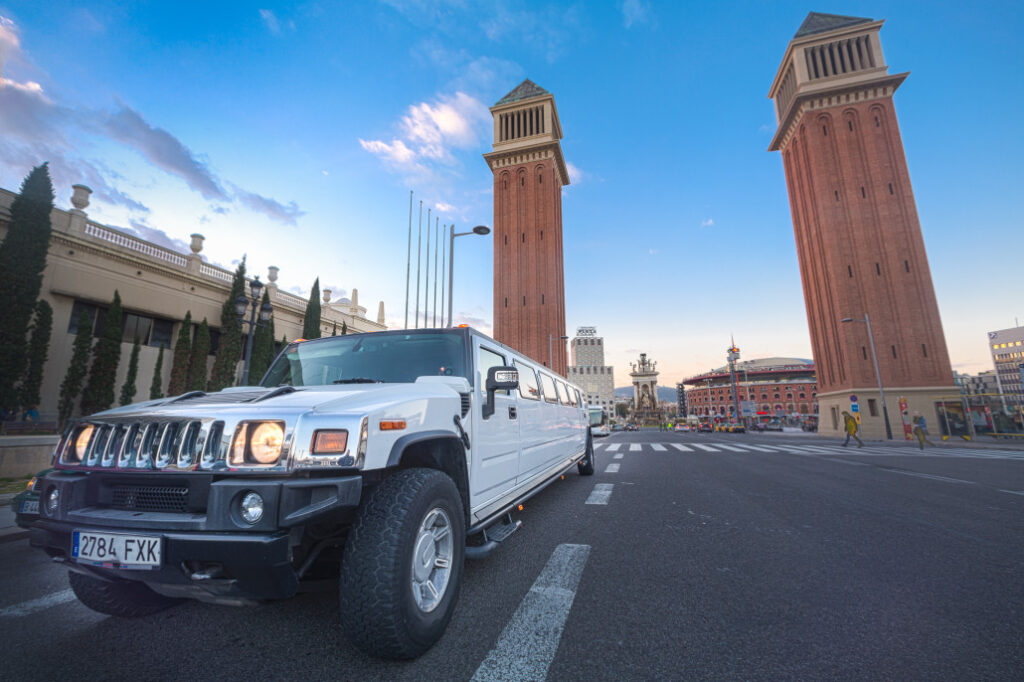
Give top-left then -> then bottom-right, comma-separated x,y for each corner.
387,432 -> 470,525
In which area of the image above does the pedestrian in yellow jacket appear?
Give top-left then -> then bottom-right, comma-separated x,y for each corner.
842,410 -> 863,447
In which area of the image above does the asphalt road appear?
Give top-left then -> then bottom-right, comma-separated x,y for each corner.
2,431 -> 1022,681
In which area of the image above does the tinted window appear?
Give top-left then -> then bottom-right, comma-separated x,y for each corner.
261,332 -> 466,387
515,361 -> 539,400
477,346 -> 507,396
539,373 -> 558,403
555,381 -> 569,404
149,318 -> 174,349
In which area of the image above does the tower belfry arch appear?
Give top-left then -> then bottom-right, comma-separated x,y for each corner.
484,79 -> 570,375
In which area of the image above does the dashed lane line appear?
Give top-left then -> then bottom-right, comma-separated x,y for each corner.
883,469 -> 976,485
629,444 -> 642,452
671,444 -> 694,452
650,443 -> 667,451
604,463 -> 620,473
999,489 -> 1024,496
585,483 -> 614,505
472,544 -> 591,682
613,453 -> 624,460
0,589 -> 76,618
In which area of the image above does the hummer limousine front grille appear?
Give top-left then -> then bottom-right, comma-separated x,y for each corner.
59,419 -> 224,471
111,484 -> 189,513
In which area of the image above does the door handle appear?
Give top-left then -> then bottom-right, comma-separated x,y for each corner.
508,406 -> 518,420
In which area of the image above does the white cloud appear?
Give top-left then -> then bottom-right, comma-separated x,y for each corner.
434,201 -> 455,213
400,91 -> 489,160
621,0 -> 651,28
258,9 -> 294,36
566,162 -> 586,185
700,218 -> 714,228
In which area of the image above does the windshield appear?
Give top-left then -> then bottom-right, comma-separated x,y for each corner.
260,332 -> 466,387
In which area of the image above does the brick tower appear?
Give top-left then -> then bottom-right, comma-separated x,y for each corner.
768,13 -> 955,439
484,80 -> 570,374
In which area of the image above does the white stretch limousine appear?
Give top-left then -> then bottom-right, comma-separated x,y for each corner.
30,327 -> 595,659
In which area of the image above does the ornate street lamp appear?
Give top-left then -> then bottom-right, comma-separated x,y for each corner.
237,277 -> 273,385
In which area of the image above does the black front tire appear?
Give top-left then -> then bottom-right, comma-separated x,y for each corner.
68,571 -> 181,618
578,433 -> 596,475
339,468 -> 465,660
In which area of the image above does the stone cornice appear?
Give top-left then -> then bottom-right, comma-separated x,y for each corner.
767,19 -> 885,99
483,142 -> 570,187
768,72 -> 908,152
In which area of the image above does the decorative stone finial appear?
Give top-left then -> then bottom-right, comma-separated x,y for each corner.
377,301 -> 385,325
267,266 -> 279,283
351,288 -> 358,307
71,184 -> 92,211
189,233 -> 205,254
323,289 -> 332,304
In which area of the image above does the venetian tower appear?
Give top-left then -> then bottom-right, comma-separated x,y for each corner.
768,13 -> 955,438
484,80 -> 569,375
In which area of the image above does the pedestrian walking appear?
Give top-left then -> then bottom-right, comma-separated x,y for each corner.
842,410 -> 863,447
912,413 -> 935,450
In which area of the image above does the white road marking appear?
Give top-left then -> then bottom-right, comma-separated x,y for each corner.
593,443 -> 605,450
884,469 -> 975,484
650,443 -> 667,451
691,444 -> 720,452
731,444 -> 775,452
472,544 -> 591,682
0,589 -> 76,618
999,489 -> 1024,496
606,443 -> 621,452
826,458 -> 870,466
613,453 -> 624,460
709,444 -> 746,452
585,484 -> 614,505
604,463 -> 620,473
629,444 -> 642,451
671,444 -> 693,452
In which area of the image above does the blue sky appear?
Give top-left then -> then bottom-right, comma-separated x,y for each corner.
1,1 -> 1021,386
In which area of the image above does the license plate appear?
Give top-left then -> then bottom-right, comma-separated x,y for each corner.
20,499 -> 39,514
72,531 -> 161,569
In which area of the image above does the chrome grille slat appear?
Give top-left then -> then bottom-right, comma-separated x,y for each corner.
63,418 -> 230,472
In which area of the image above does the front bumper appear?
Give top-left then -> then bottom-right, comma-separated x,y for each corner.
31,473 -> 363,601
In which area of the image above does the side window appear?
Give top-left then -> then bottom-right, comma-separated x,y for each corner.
514,361 -> 539,400
539,373 -> 558,404
572,388 -> 581,406
555,380 -> 569,405
477,346 -> 508,396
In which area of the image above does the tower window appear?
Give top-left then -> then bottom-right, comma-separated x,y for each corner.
891,345 -> 897,359
875,262 -> 881,275
540,230 -> 543,240
904,260 -> 910,273
848,121 -> 853,131
874,116 -> 880,127
861,187 -> 866,198
848,265 -> 853,278
922,344 -> 928,357
822,125 -> 828,136
521,233 -> 525,243
504,297 -> 508,308
888,183 -> 894,195
542,294 -> 545,304
504,235 -> 507,245
834,190 -> 840,201
539,174 -> 543,184
522,296 -> 526,306
862,346 -> 867,360
521,177 -> 524,186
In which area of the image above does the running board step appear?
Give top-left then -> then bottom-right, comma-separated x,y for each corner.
465,515 -> 522,560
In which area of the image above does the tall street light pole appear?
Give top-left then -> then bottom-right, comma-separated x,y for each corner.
548,334 -> 568,372
236,277 -> 272,385
404,190 -> 412,329
446,225 -> 491,327
842,313 -> 893,439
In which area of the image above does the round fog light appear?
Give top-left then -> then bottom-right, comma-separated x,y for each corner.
46,488 -> 59,515
239,492 -> 264,524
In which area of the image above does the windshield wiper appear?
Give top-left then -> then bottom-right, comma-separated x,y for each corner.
333,377 -> 383,384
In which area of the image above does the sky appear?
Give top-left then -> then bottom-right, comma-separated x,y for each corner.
1,1 -> 1021,387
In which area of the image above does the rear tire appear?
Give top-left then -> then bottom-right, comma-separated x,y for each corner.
578,433 -> 596,475
339,468 -> 465,659
68,571 -> 181,618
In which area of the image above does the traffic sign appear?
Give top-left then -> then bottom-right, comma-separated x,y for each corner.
851,403 -> 859,412
849,394 -> 858,402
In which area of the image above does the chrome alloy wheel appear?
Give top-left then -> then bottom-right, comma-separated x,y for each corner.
410,507 -> 454,613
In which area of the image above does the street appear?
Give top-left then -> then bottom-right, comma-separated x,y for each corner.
2,430 -> 1022,681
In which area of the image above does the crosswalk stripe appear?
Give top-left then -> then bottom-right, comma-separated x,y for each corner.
709,444 -> 746,452
731,444 -> 775,452
613,453 -> 623,459
691,444 -> 720,452
593,443 -> 605,450
671,444 -> 693,452
606,443 -> 621,452
605,463 -> 620,473
650,443 -> 667,451
629,444 -> 642,452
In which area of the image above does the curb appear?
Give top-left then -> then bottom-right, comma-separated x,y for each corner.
0,529 -> 29,544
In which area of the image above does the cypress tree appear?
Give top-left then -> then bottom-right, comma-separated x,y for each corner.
20,299 -> 53,411
167,311 -> 192,397
80,290 -> 123,415
58,311 -> 94,427
247,291 -> 274,383
342,321 -> 347,335
119,337 -> 141,406
209,258 -> 246,390
149,344 -> 165,400
0,164 -> 55,412
187,318 -> 210,391
331,321 -> 337,336
302,278 -> 321,339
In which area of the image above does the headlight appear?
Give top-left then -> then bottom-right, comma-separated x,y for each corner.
73,425 -> 94,462
251,422 -> 284,464
27,476 -> 37,491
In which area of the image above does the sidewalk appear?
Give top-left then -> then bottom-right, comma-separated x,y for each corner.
0,493 -> 28,543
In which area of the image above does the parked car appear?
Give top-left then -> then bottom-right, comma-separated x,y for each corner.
28,327 -> 594,660
764,421 -> 783,432
591,425 -> 610,438
10,468 -> 51,528
610,424 -> 625,432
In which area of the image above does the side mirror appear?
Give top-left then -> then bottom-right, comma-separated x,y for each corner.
483,366 -> 518,419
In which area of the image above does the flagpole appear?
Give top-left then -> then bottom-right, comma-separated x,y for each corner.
414,201 -> 422,329
424,208 -> 431,328
439,223 -> 446,328
432,217 -> 439,327
404,190 -> 412,329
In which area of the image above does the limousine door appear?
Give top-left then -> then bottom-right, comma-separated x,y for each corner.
469,342 -> 520,511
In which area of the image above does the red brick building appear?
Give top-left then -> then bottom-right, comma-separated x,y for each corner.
768,13 -> 955,438
484,80 -> 570,375
683,358 -> 817,421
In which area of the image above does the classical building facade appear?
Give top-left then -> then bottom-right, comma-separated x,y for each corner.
768,12 -> 955,438
566,326 -> 615,415
0,183 -> 386,421
683,358 -> 817,420
484,80 -> 570,375
988,325 -> 1024,405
